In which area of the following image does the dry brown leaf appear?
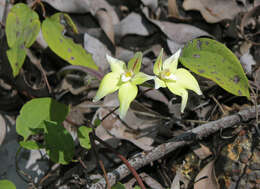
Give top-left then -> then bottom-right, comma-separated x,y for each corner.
0,115 -> 6,146
167,39 -> 183,54
140,87 -> 169,105
140,173 -> 164,189
84,33 -> 111,72
254,67 -> 260,88
194,160 -> 220,189
141,0 -> 158,11
114,13 -> 156,41
240,5 -> 260,46
42,0 -> 119,24
93,94 -> 159,151
168,0 -> 180,18
150,20 -> 211,44
171,169 -> 190,189
171,171 -> 180,189
142,9 -> 211,44
95,9 -> 115,45
115,47 -> 135,62
183,0 -> 245,23
193,143 -> 212,160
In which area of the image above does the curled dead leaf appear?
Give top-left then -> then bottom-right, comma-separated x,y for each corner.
93,94 -> 158,151
193,143 -> 212,160
0,115 -> 6,146
183,0 -> 245,23
240,5 -> 260,45
194,160 -> 220,189
96,9 -> 115,45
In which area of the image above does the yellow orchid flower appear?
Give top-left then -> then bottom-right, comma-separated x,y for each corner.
93,52 -> 152,119
153,49 -> 202,113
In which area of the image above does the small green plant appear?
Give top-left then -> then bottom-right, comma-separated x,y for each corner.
3,3 -> 250,186
6,3 -> 97,78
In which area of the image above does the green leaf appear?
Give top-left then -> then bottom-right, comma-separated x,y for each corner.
112,182 -> 126,189
42,13 -> 98,70
0,180 -> 16,189
6,44 -> 26,77
19,140 -> 43,150
16,97 -> 69,140
78,126 -> 92,150
134,186 -> 141,189
180,38 -> 250,98
5,3 -> 40,77
44,120 -> 75,164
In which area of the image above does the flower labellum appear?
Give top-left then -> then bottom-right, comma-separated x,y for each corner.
153,49 -> 202,113
93,53 -> 152,119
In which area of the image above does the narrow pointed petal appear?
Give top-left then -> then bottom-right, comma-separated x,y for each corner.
153,49 -> 164,76
131,72 -> 153,85
166,82 -> 188,113
93,72 -> 120,102
128,52 -> 142,74
163,49 -> 181,73
106,54 -> 126,74
154,77 -> 166,89
175,68 -> 202,95
118,82 -> 138,119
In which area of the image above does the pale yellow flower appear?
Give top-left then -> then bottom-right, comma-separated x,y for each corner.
93,53 -> 152,118
153,49 -> 202,113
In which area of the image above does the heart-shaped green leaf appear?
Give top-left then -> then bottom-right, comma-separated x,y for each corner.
44,120 -> 75,164
16,98 -> 69,140
180,38 -> 250,98
5,3 -> 40,76
42,13 -> 98,70
0,180 -> 16,189
78,126 -> 92,150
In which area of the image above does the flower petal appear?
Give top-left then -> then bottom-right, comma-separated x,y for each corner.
131,72 -> 153,85
118,82 -> 138,119
93,72 -> 120,102
166,81 -> 188,113
106,54 -> 126,74
163,49 -> 181,73
175,68 -> 202,95
128,52 -> 142,74
153,48 -> 164,76
154,77 -> 166,89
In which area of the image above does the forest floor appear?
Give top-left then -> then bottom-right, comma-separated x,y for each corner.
0,0 -> 260,189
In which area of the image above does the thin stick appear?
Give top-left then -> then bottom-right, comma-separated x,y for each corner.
93,134 -> 146,189
210,95 -> 226,115
89,133 -> 111,189
26,49 -> 52,94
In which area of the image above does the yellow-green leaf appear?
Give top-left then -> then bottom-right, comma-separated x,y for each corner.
78,126 -> 92,150
5,3 -> 40,77
0,180 -> 16,189
180,38 -> 250,98
42,13 -> 98,70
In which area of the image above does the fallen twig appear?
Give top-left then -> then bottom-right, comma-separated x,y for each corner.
89,104 -> 260,189
92,134 -> 146,189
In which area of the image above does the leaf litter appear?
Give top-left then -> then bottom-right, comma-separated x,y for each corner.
1,0 -> 260,189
